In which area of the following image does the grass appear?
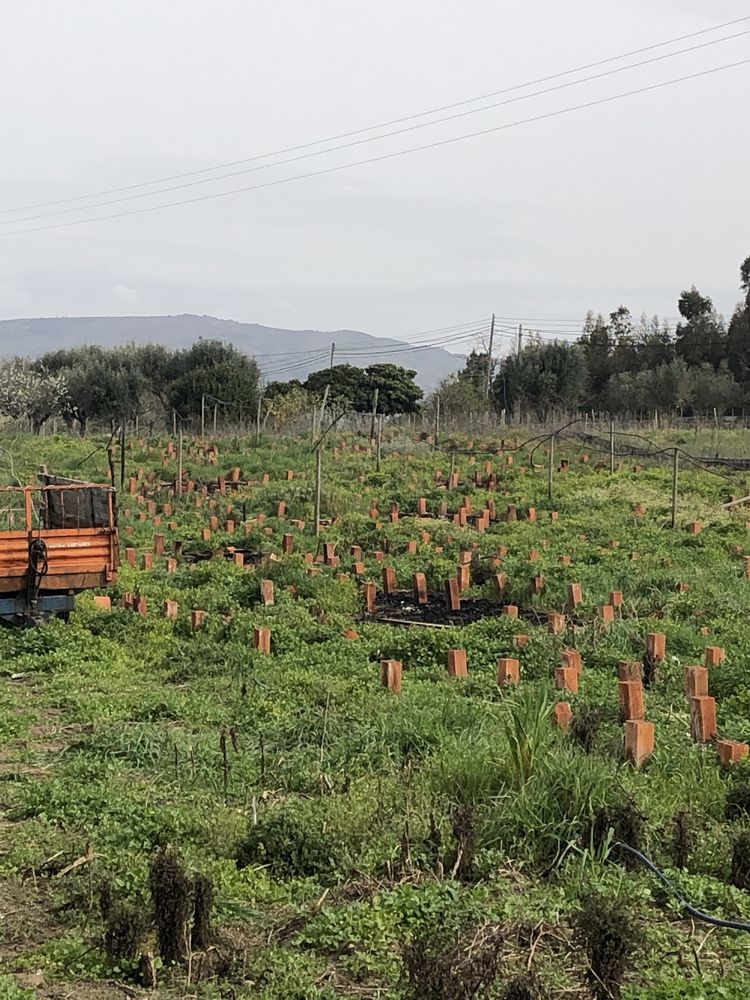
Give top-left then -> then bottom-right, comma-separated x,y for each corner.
0,427 -> 750,997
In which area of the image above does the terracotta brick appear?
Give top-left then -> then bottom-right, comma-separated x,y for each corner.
531,574 -> 545,595
618,680 -> 645,721
624,719 -> 654,768
363,581 -> 377,613
444,577 -> 461,611
260,579 -> 275,607
599,604 -> 615,625
253,626 -> 271,654
343,628 -> 359,640
382,566 -> 397,595
456,564 -> 471,591
690,696 -> 718,743
412,572 -> 428,605
684,665 -> 709,698
190,609 -> 206,630
687,522 -> 702,535
553,702 -> 573,730
610,590 -> 623,607
526,507 -> 537,523
163,599 -> 179,621
381,659 -> 402,693
446,649 -> 468,678
93,595 -> 111,610
717,739 -> 749,766
153,534 -> 165,556
141,553 -> 153,570
513,633 -> 529,648
567,583 -> 583,609
548,612 -> 566,635
125,547 -> 136,567
282,533 -> 294,555
202,527 -> 212,542
618,660 -> 642,681
503,604 -> 519,619
497,657 -> 520,686
416,497 -> 427,516
528,548 -> 540,562
555,665 -> 578,694
233,552 -> 245,567
226,519 -> 236,534
704,646 -> 726,667
646,632 -> 666,662
559,554 -> 571,565
493,573 -> 508,599
323,542 -> 336,565
561,649 -> 582,677
353,561 -> 365,576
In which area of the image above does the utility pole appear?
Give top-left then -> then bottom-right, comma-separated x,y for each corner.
516,323 -> 523,358
119,423 -> 126,492
609,418 -> 615,476
485,312 -> 495,399
434,394 -> 441,449
376,414 -> 383,472
213,404 -> 218,435
329,342 -> 335,369
671,448 -> 679,529
548,434 -> 555,501
256,392 -> 262,445
314,445 -> 323,537
370,386 -> 379,441
177,427 -> 183,498
201,394 -> 205,439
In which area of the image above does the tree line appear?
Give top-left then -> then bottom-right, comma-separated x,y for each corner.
438,254 -> 750,421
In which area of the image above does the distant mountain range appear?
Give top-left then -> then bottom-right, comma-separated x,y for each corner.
0,314 -> 463,392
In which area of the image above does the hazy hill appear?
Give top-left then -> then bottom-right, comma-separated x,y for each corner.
0,314 -> 463,391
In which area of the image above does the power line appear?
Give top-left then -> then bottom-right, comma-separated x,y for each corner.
3,14 -> 748,217
4,29 -> 750,228
5,56 -> 749,237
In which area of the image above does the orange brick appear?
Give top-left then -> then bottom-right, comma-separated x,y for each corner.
624,719 -> 654,768
531,574 -> 545,595
553,702 -> 573,730
704,646 -> 726,667
444,577 -> 461,611
497,657 -> 520,686
93,595 -> 111,610
610,590 -> 623,607
599,604 -> 615,625
548,612 -> 566,635
503,604 -> 519,619
253,627 -> 271,654
446,649 -> 468,678
690,696 -> 717,743
260,579 -> 275,607
567,582 -> 583,609
717,739 -> 749,766
618,660 -> 642,682
382,566 -> 397,595
646,632 -> 666,662
618,680 -> 645,721
687,522 -> 702,535
363,581 -> 377,613
456,564 -> 471,591
513,633 -> 529,648
381,659 -> 402,693
190,609 -> 206,630
555,665 -> 578,694
684,666 -> 709,698
412,572 -> 428,605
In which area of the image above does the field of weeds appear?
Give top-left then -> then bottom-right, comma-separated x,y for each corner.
1,428 -> 750,999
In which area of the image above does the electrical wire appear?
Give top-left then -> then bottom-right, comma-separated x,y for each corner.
4,28 -> 749,228
5,56 -> 749,237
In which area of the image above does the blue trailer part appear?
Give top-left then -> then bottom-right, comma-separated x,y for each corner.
0,592 -> 76,626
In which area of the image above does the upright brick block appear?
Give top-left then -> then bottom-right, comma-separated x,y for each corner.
444,577 -> 461,611
704,646 -> 726,667
497,657 -> 520,686
191,609 -> 206,630
492,573 -> 508,599
153,534 -> 165,556
416,497 -> 427,516
555,666 -> 579,694
126,547 -> 137,567
163,599 -> 179,621
618,680 -> 645,721
561,649 -> 582,677
456,564 -> 471,591
253,627 -> 271,654
598,604 -> 615,625
260,579 -> 275,607
531,575 -> 545,595
646,633 -> 667,662
446,649 -> 468,678
567,583 -> 583,610
381,659 -> 402,693
141,553 -> 153,571
690,696 -> 717,743
382,566 -> 397,595
618,661 -> 642,681
513,634 -> 530,649
93,595 -> 111,610
503,604 -> 519,619
363,581 -> 377,613
609,591 -> 623,608
684,665 -> 709,698
717,739 -> 749,766
548,612 -> 566,635
282,533 -> 294,554
624,720 -> 654,768
553,702 -> 573,730
412,572 -> 428,605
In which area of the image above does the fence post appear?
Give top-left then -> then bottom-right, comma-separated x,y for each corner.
314,445 -> 322,537
548,433 -> 555,501
671,447 -> 679,529
609,418 -> 615,475
376,414 -> 383,472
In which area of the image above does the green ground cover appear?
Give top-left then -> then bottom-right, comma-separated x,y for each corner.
1,429 -> 750,998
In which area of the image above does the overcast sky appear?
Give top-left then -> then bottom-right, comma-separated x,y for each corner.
1,0 -> 748,356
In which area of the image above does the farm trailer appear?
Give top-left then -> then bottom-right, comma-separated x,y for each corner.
0,475 -> 119,625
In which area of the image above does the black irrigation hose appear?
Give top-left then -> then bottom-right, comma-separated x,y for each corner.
613,842 -> 750,932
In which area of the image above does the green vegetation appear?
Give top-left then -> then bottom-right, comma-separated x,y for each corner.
1,427 -> 750,997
